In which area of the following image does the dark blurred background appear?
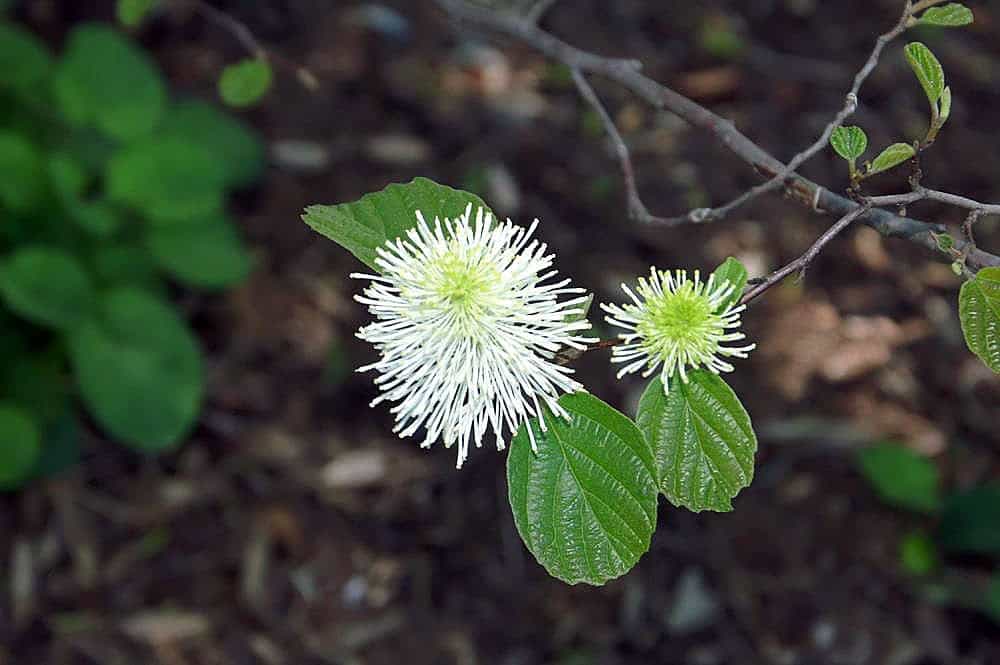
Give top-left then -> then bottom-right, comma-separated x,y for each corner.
2,0 -> 1000,663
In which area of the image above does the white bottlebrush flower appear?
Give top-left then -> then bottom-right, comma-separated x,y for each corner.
352,204 -> 595,468
601,268 -> 755,393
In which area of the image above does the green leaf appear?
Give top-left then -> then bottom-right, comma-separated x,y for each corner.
58,127 -> 117,174
1,350 -> 70,424
937,485 -> 1000,555
0,403 -> 41,491
302,177 -> 493,271
919,3 -> 973,27
857,442 -> 940,513
218,58 -> 272,108
47,152 -> 87,200
116,0 -> 159,27
905,42 -> 945,106
987,577 -> 1000,624
933,231 -> 955,253
0,247 -> 96,330
0,311 -> 26,360
146,216 -> 253,288
0,21 -> 53,94
899,531 -> 938,576
697,17 -> 745,60
53,24 -> 166,141
829,125 -> 868,162
73,201 -> 122,237
32,410 -> 81,480
69,288 -> 204,452
158,101 -> 264,188
106,137 -> 227,223
90,244 -> 164,294
959,266 -> 1000,373
48,153 -> 122,237
0,131 -> 46,212
636,372 -> 756,513
708,256 -> 747,312
938,86 -> 952,126
507,392 -> 658,586
867,142 -> 916,176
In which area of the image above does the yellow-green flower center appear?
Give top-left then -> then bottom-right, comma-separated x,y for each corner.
421,249 -> 502,340
436,254 -> 492,308
636,281 -> 720,359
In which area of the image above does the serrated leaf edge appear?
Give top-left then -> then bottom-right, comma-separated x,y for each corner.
959,267 -> 1000,373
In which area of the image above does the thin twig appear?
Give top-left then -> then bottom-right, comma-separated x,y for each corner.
186,0 -> 319,91
664,0 -> 949,225
571,69 -> 678,225
866,188 -> 1000,217
741,205 -> 872,305
432,0 -> 1000,270
554,338 -> 620,366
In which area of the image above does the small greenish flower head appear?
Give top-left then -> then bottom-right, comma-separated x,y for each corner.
601,268 -> 755,393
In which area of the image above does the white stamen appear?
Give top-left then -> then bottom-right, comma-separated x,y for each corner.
601,267 -> 755,395
353,204 -> 596,468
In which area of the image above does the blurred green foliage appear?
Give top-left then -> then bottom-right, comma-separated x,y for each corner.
857,442 -> 1000,624
117,0 -> 160,28
218,58 -> 273,108
697,14 -> 746,60
0,20 -> 262,489
857,441 -> 941,513
937,485 -> 1000,555
899,531 -> 939,576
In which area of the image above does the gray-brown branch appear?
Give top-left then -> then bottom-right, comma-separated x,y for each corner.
741,206 -> 872,304
432,0 -> 1000,271
570,69 -> 677,225
692,0 -> 928,224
